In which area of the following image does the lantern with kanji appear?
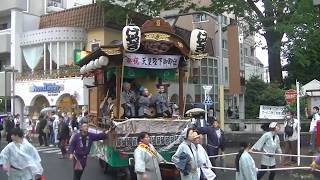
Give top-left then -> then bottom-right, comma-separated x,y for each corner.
122,25 -> 141,52
190,29 -> 208,54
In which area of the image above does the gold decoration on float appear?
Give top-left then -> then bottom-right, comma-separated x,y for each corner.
144,33 -> 171,42
101,48 -> 122,55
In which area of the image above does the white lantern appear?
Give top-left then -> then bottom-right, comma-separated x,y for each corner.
190,29 -> 208,53
98,56 -> 109,66
80,66 -> 84,74
87,61 -> 95,71
94,59 -> 101,69
82,65 -> 87,74
122,25 -> 141,52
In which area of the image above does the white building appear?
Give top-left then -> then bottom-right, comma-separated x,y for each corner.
244,57 -> 264,80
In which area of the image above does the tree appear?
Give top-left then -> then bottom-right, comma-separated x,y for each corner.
201,0 -> 317,84
284,29 -> 320,85
97,0 -> 194,24
245,76 -> 285,119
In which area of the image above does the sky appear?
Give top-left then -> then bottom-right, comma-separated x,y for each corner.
255,34 -> 268,66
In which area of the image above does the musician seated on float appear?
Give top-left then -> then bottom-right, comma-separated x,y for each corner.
121,82 -> 136,118
151,84 -> 171,118
137,88 -> 152,118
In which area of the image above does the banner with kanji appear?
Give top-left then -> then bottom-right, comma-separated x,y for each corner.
123,53 -> 180,69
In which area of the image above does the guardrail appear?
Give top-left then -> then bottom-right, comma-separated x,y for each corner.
224,119 -> 311,134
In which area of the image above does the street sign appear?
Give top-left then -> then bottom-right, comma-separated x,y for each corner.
285,89 -> 297,105
203,95 -> 213,105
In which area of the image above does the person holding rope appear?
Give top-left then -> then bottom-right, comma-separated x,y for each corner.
251,122 -> 282,180
306,106 -> 320,153
235,142 -> 257,180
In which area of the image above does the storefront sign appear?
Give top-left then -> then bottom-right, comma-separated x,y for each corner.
30,83 -> 64,94
123,53 -> 180,69
258,105 -> 286,119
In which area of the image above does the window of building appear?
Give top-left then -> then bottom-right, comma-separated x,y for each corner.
225,67 -> 228,83
244,48 -> 248,56
192,14 -> 208,23
91,43 -> 100,52
222,16 -> 229,25
222,39 -> 228,49
0,23 -> 8,30
250,47 -> 255,56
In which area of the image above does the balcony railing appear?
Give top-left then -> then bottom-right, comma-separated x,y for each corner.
16,65 -> 81,81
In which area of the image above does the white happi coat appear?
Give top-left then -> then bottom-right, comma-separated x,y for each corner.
172,141 -> 199,180
236,151 -> 257,180
196,144 -> 216,180
0,139 -> 43,180
134,143 -> 164,180
252,132 -> 282,166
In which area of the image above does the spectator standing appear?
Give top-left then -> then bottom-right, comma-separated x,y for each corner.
58,115 -> 70,159
52,112 -> 60,146
306,106 -> 320,153
283,111 -> 299,165
13,114 -> 21,128
37,114 -> 48,146
5,117 -> 15,143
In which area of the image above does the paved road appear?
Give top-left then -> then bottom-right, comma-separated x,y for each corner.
0,141 -> 318,180
0,142 -> 115,180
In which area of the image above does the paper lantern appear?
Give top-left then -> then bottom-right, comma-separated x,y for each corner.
81,65 -> 87,74
190,29 -> 208,53
80,66 -> 85,74
94,59 -> 101,69
98,56 -> 109,66
122,25 -> 141,52
87,61 -> 95,72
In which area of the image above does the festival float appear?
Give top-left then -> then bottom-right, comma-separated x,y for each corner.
78,17 -> 208,179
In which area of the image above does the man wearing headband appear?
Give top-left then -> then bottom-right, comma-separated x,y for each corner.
251,122 -> 282,180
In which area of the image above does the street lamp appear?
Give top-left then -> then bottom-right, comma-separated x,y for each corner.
3,65 -> 18,115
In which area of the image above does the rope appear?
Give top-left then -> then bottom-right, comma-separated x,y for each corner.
208,152 -> 238,158
251,151 -> 318,158
210,166 -> 320,172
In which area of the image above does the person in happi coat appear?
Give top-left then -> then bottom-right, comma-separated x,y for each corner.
235,142 -> 257,180
172,128 -> 199,180
0,128 -> 43,180
68,123 -> 110,180
121,82 -> 136,118
192,131 -> 217,180
195,119 -> 225,166
137,88 -> 152,118
251,122 -> 282,180
134,132 -> 165,180
151,85 -> 170,117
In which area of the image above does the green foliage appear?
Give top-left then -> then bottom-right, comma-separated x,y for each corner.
201,0 -> 318,83
245,76 -> 285,119
97,0 -> 195,24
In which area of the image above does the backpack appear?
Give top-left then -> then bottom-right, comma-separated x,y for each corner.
285,121 -> 294,137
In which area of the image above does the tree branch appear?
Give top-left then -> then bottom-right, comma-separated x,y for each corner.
247,0 -> 264,19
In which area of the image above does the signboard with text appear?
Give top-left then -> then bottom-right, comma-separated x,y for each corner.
123,53 -> 180,69
259,105 -> 286,119
30,83 -> 64,96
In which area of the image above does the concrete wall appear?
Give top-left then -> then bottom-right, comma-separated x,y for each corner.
0,0 -> 27,12
29,0 -> 45,16
86,27 -> 121,51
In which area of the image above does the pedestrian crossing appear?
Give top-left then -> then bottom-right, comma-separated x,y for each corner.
35,146 -> 62,155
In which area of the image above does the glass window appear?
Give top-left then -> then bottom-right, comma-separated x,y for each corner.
214,69 -> 218,76
214,59 -> 218,67
193,76 -> 200,84
201,67 -> 207,75
208,58 -> 214,67
201,60 -> 207,66
193,14 -> 208,23
215,77 -> 218,84
225,67 -> 228,83
201,76 -> 208,84
250,47 -> 255,56
222,39 -> 228,49
244,48 -> 248,56
209,77 -> 214,84
209,68 -> 213,75
195,85 -> 201,93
